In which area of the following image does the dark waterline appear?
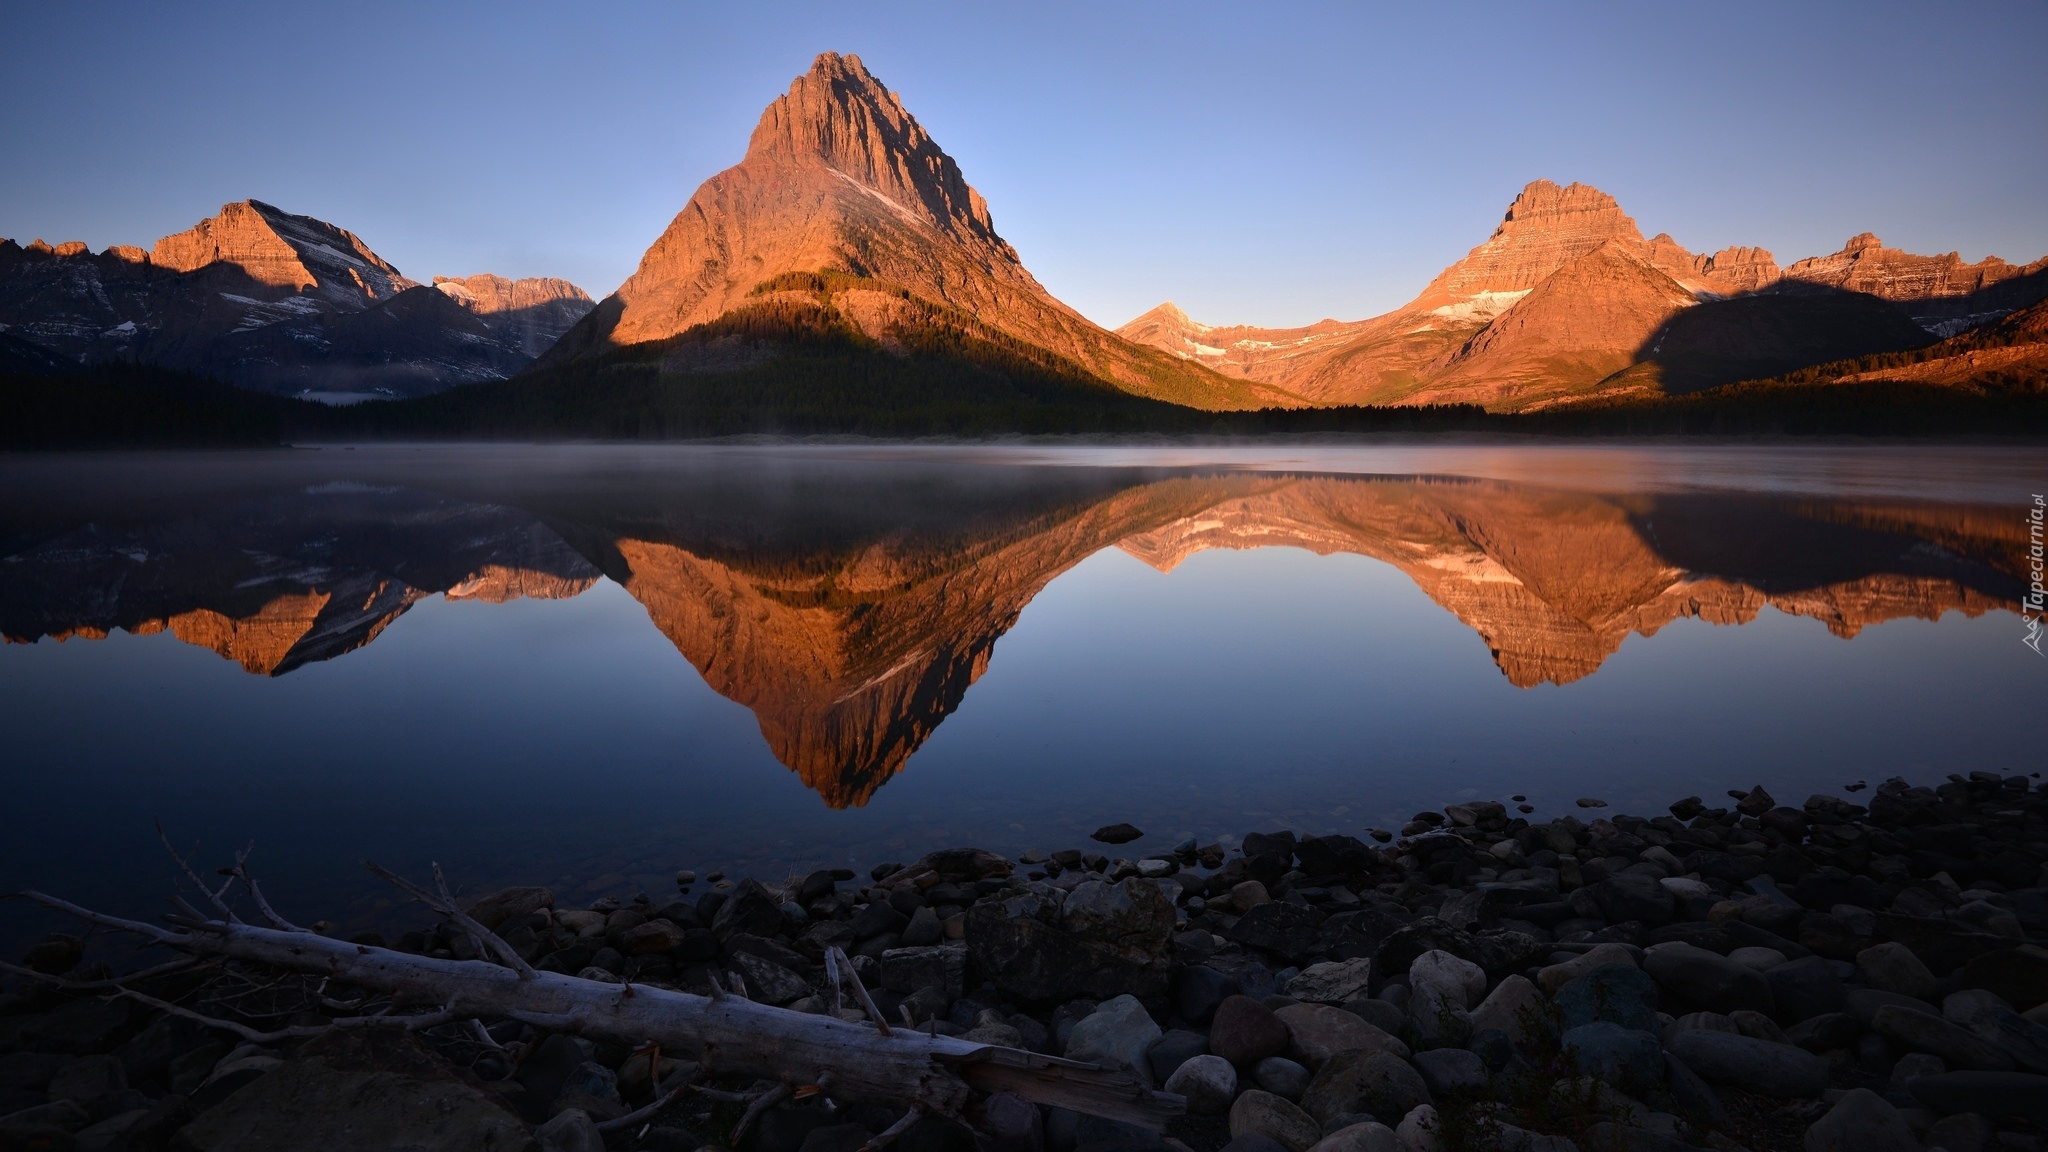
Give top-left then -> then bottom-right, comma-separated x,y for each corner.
2,443 -> 2042,947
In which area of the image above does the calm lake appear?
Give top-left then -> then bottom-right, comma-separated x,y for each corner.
2,442 -> 2043,944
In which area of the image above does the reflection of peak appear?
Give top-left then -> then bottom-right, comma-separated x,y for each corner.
585,476 -> 1277,807
0,488 -> 599,676
1108,477 -> 2026,689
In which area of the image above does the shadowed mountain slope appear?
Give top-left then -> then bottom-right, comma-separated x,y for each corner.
0,202 -> 593,397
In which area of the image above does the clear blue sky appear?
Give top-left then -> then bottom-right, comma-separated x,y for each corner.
3,1 -> 2043,328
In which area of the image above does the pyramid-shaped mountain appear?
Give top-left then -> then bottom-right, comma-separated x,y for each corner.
543,53 -> 1296,411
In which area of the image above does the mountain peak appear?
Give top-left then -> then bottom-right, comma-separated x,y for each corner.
1408,179 -> 1646,315
1501,179 -> 1627,226
150,199 -> 413,305
744,52 -> 999,244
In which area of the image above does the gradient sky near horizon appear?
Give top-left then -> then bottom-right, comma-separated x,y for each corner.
3,1 -> 2044,329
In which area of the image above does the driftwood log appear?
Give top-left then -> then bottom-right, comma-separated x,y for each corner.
10,849 -> 1183,1135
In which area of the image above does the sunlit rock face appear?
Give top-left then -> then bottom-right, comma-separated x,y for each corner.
542,53 -> 1294,410
0,202 -> 595,395
0,467 -> 2027,803
150,200 -> 415,304
1115,179 -> 2047,409
430,274 -> 596,358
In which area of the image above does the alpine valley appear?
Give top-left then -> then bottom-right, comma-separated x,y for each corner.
4,52 -> 2046,431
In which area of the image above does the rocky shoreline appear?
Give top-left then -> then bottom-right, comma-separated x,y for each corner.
4,771 -> 2046,1152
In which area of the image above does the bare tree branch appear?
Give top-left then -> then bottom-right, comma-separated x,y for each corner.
597,1064 -> 699,1135
733,1082 -> 791,1145
9,891 -> 185,945
230,843 -> 304,933
108,983 -> 458,1044
832,946 -> 892,1037
0,956 -> 210,990
362,860 -> 536,980
157,821 -> 239,924
861,1106 -> 924,1152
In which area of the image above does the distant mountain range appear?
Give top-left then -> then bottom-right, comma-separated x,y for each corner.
0,200 -> 592,398
2,52 -> 2043,418
1117,181 -> 2048,410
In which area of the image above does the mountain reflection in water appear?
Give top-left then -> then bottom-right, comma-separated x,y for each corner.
0,449 -> 2029,810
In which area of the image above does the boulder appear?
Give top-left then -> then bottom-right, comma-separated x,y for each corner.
1943,991 -> 2048,1075
1586,873 -> 1674,927
1783,1013 -> 1859,1053
1274,1003 -> 1408,1069
537,1109 -> 604,1152
1065,996 -> 1163,1086
1469,975 -> 1548,1049
1407,952 -> 1485,1010
1802,1088 -> 1915,1152
880,944 -> 967,999
1233,903 -> 1328,961
1643,943 -> 1773,1015
1536,944 -> 1637,996
1394,1105 -> 1438,1152
1556,965 -> 1659,1032
1299,1050 -> 1430,1128
1230,1089 -> 1322,1152
1963,945 -> 2048,1011
1560,1023 -> 1663,1086
174,1030 -> 538,1151
1664,1031 -> 1826,1098
1285,959 -> 1375,1006
1297,836 -> 1376,878
1925,1113 -> 1993,1152
1165,1055 -> 1238,1116
1309,1123 -> 1398,1152
1410,1049 -> 1487,1096
1212,996 -> 1292,1068
968,882 -> 1174,1001
1904,1071 -> 2048,1124
465,886 -> 554,931
1256,1057 -> 1312,1100
1663,1052 -> 1724,1128
1177,965 -> 1237,1025
1765,956 -> 1845,1023
713,878 -> 786,940
1373,920 -> 1478,984
1146,1030 -> 1210,1085
1404,980 -> 1472,1051
1868,1005 -> 2014,1071
730,952 -> 812,1005
1855,942 -> 1937,1002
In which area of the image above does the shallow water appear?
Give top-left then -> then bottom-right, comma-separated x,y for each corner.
2,442 -> 2043,943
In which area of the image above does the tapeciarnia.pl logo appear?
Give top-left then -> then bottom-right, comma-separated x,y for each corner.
2027,494 -> 2045,656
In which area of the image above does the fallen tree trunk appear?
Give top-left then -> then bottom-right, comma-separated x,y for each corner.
16,883 -> 1182,1130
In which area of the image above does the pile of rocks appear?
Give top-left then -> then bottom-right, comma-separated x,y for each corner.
2,773 -> 2044,1151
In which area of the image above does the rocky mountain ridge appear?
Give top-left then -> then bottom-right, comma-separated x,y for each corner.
1118,180 -> 2048,410
544,53 -> 1298,411
0,201 -> 594,397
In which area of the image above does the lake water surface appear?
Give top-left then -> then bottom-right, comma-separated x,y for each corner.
2,443 -> 2043,943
